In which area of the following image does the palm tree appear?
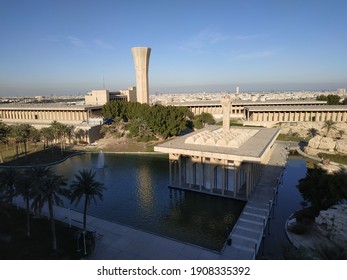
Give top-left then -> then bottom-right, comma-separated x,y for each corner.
15,169 -> 34,237
322,120 -> 337,137
10,124 -> 32,157
306,127 -> 319,139
40,127 -> 54,149
30,167 -> 68,251
70,169 -> 104,255
70,169 -> 105,231
0,168 -> 18,204
0,122 -> 11,150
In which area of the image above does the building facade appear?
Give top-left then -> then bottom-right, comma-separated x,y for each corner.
0,104 -> 103,143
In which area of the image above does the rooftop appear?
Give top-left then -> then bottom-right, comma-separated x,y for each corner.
245,105 -> 347,112
0,103 -> 102,110
165,99 -> 327,107
155,125 -> 280,163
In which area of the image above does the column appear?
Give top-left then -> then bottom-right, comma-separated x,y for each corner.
200,163 -> 204,190
169,160 -> 173,186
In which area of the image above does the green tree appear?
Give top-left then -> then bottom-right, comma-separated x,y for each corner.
40,127 -> 54,149
317,94 -> 341,105
15,169 -> 35,237
70,169 -> 105,254
70,169 -> 105,232
0,122 -> 11,150
306,127 -> 320,138
322,120 -> 338,137
297,167 -> 347,212
50,121 -> 69,153
0,168 -> 18,204
30,167 -> 68,251
11,124 -> 32,158
193,112 -> 215,128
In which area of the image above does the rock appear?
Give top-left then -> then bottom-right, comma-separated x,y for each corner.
318,137 -> 336,151
336,140 -> 347,154
315,204 -> 347,249
308,135 -> 322,149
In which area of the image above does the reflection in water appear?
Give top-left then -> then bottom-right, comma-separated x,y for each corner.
136,164 -> 154,217
55,153 -> 245,251
257,157 -> 307,259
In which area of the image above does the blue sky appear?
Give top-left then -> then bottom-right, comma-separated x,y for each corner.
1,0 -> 346,96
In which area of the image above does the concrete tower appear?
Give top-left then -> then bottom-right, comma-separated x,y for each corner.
131,47 -> 151,104
221,95 -> 231,132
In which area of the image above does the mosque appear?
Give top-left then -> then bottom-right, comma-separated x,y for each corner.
154,96 -> 280,200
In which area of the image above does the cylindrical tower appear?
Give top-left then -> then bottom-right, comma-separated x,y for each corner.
131,47 -> 151,104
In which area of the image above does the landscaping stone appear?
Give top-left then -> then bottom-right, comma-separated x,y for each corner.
315,204 -> 347,249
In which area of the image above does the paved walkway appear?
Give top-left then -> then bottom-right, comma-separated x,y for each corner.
14,199 -> 221,260
221,142 -> 289,259
13,142 -> 288,260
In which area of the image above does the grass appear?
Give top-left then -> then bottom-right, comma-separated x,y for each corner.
276,134 -> 305,142
0,205 -> 79,260
318,153 -> 347,165
0,146 -> 81,167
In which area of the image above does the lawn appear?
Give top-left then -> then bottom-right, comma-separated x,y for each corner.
0,145 -> 82,167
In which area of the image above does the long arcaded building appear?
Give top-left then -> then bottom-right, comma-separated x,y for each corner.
165,99 -> 347,124
0,103 -> 103,143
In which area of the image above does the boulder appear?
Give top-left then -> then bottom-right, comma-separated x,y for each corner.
318,137 -> 336,151
308,135 -> 322,149
315,204 -> 347,249
335,140 -> 347,154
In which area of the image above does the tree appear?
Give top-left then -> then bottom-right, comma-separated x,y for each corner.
15,169 -> 35,237
70,169 -> 104,232
193,112 -> 215,129
0,122 -> 11,150
50,121 -> 68,153
306,127 -> 319,139
70,169 -> 104,255
322,120 -> 338,137
317,94 -> 341,105
40,127 -> 54,149
297,167 -> 347,212
10,124 -> 33,158
30,167 -> 68,251
0,168 -> 18,204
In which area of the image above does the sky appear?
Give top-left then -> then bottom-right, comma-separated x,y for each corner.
1,0 -> 347,96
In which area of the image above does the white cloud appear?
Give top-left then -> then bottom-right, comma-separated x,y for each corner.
93,39 -> 114,50
180,28 -> 229,54
66,36 -> 85,48
43,35 -> 85,48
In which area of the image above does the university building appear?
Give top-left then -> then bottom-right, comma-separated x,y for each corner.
0,103 -> 103,143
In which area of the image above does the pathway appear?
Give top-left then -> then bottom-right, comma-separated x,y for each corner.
220,142 -> 289,259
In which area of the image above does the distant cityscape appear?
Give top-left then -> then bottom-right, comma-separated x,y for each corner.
1,88 -> 346,105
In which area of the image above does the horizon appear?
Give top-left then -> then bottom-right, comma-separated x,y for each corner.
1,0 -> 346,96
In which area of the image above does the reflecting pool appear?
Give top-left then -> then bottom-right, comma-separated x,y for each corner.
257,156 -> 307,259
54,153 -> 246,251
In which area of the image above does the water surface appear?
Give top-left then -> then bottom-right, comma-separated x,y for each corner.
55,153 -> 245,251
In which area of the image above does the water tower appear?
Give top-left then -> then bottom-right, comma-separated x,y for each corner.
131,47 -> 151,104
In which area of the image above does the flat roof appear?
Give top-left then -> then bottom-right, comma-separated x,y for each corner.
0,103 -> 103,111
245,105 -> 347,112
154,125 -> 280,163
166,99 -> 327,107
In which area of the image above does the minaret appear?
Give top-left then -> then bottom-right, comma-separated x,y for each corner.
131,47 -> 151,104
221,95 -> 231,131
